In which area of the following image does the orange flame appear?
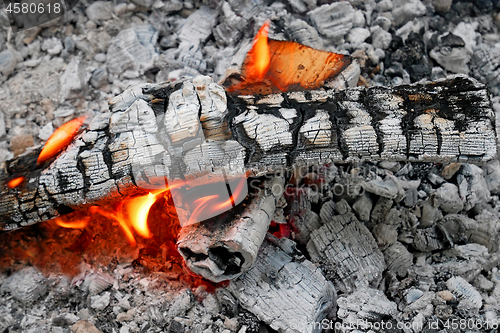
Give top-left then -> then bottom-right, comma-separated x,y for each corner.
73,182 -> 186,245
187,176 -> 247,225
54,177 -> 247,244
124,192 -> 158,239
224,19 -> 352,95
37,116 -> 87,165
90,204 -> 138,245
7,176 -> 25,189
246,20 -> 271,81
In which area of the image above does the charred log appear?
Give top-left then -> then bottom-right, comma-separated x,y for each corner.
306,200 -> 385,293
0,74 -> 496,230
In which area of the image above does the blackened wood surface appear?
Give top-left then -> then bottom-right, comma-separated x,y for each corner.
0,75 -> 496,231
228,74 -> 496,169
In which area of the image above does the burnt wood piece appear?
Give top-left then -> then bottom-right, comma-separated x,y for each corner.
0,75 -> 496,231
177,175 -> 285,282
227,235 -> 336,333
306,200 -> 385,294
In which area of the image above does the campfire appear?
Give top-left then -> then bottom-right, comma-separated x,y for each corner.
1,3 -> 500,333
0,20 -> 366,282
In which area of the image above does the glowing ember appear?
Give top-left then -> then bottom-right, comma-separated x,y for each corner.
6,176 -> 25,189
90,202 -> 143,246
246,20 -> 271,81
54,216 -> 90,229
57,183 -> 185,245
37,116 -> 86,165
224,20 -> 352,95
53,176 -> 248,245
0,188 -> 219,292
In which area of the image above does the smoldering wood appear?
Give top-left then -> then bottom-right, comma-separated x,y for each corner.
306,199 -> 385,294
227,235 -> 336,333
176,175 -> 285,283
0,74 -> 496,231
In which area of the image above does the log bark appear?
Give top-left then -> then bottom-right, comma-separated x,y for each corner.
0,74 -> 496,231
227,235 -> 337,333
177,175 -> 285,282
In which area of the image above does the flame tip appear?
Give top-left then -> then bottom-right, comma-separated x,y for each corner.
37,116 -> 88,165
246,20 -> 271,81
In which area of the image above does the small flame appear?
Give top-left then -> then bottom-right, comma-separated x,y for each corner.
7,176 -> 25,189
37,116 -> 87,165
246,20 -> 271,81
75,182 -> 186,245
125,192 -> 158,239
189,195 -> 219,224
224,20 -> 352,95
187,176 -> 247,225
89,204 -> 138,245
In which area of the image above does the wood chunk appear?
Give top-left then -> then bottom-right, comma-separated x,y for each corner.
177,175 -> 285,282
438,214 -> 500,252
306,200 -> 385,293
223,38 -> 352,95
308,2 -> 354,41
446,276 -> 482,309
4,267 -> 48,304
384,242 -> 413,277
289,209 -> 321,244
470,44 -> 500,95
106,25 -> 158,75
456,163 -> 491,211
227,236 -> 336,333
413,227 -> 445,252
336,287 -> 398,329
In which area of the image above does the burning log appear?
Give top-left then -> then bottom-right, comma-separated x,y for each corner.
0,74 -> 496,232
177,175 -> 285,282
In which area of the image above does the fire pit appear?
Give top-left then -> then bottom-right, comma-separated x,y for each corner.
1,1 -> 500,333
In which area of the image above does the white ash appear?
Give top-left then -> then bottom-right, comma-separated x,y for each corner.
1,0 -> 500,331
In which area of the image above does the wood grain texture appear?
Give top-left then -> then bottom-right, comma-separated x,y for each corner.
227,236 -> 336,333
0,74 -> 496,231
306,200 -> 385,293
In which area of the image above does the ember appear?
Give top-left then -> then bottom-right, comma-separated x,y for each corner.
6,176 -> 24,189
37,116 -> 87,165
0,187 -> 220,292
224,21 -> 352,94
